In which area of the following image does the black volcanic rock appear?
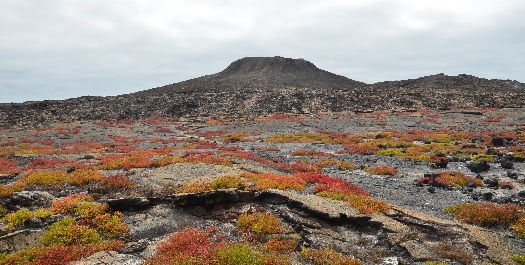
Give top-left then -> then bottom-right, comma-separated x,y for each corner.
135,56 -> 364,95
0,56 -> 525,128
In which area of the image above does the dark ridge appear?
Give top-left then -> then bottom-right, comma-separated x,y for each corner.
371,73 -> 524,92
134,56 -> 364,94
1,57 -> 524,128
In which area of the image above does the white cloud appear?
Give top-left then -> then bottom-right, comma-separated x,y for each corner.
0,0 -> 524,102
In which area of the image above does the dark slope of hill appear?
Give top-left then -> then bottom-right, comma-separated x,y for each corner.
133,56 -> 365,94
1,57 -> 524,128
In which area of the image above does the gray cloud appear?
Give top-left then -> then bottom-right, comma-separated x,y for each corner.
1,0 -> 524,102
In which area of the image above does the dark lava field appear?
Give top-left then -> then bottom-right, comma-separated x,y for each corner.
0,108 -> 524,265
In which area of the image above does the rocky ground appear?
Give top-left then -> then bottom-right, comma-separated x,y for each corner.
0,108 -> 524,264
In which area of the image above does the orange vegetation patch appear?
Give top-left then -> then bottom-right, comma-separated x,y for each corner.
445,202 -> 524,225
241,172 -> 305,191
0,157 -> 20,175
416,171 -> 483,188
50,194 -> 94,215
297,172 -> 390,214
0,240 -> 125,265
297,172 -> 369,197
313,158 -> 358,170
237,212 -> 284,235
143,227 -> 226,265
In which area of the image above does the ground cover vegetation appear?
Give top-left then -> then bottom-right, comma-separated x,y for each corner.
0,108 -> 524,263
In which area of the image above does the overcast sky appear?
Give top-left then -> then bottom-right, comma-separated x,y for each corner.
1,0 -> 524,103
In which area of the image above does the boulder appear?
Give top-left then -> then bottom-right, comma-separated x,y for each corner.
466,161 -> 490,173
6,191 -> 55,210
500,160 -> 513,169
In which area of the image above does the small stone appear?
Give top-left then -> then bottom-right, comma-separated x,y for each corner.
427,187 -> 435,193
507,170 -> 519,180
500,160 -> 513,169
483,192 -> 493,201
466,179 -> 478,188
491,137 -> 504,147
484,178 -> 499,188
382,257 -> 399,265
120,239 -> 149,254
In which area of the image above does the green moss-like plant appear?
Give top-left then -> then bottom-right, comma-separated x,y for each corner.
236,212 -> 283,236
21,170 -> 68,186
215,243 -> 264,265
0,205 -> 7,218
511,216 -> 525,239
33,208 -> 51,219
2,209 -> 33,228
74,201 -> 108,219
92,212 -> 130,239
513,255 -> 525,265
210,175 -> 243,190
41,218 -> 102,246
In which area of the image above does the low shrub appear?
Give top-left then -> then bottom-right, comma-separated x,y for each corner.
263,237 -> 297,254
297,172 -> 369,197
241,172 -> 305,191
41,218 -> 101,246
92,211 -> 130,239
2,208 -> 33,228
417,171 -> 483,188
510,216 -> 525,239
237,212 -> 283,236
428,154 -> 449,169
300,247 -> 363,265
343,143 -> 380,155
143,227 -> 225,265
274,161 -> 322,173
444,202 -> 524,225
498,181 -> 515,189
210,175 -> 243,190
50,193 -> 94,215
364,165 -> 398,175
0,184 -> 19,197
33,208 -> 52,219
74,201 -> 108,219
177,181 -> 212,193
214,243 -> 264,265
99,174 -> 136,189
0,240 -> 125,265
0,157 -> 20,175
68,169 -> 104,186
513,255 -> 525,265
313,159 -> 358,170
21,170 -> 68,186
377,148 -> 405,157
316,192 -> 391,214
0,205 -> 7,218
24,158 -> 65,170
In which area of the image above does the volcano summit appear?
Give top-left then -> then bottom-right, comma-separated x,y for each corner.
0,56 -> 524,127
